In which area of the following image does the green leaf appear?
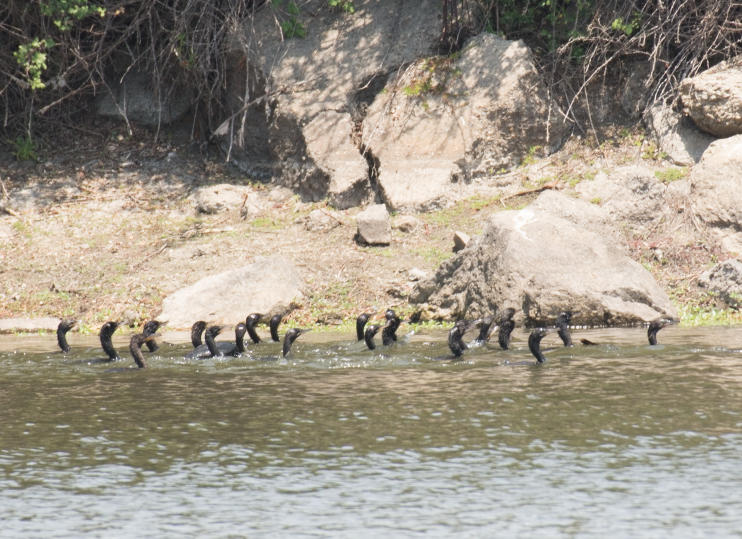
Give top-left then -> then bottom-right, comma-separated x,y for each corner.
287,1 -> 300,15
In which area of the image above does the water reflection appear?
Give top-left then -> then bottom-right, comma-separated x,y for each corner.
1,326 -> 742,536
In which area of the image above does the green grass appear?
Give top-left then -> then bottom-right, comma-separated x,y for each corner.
654,167 -> 688,184
412,247 -> 454,266
590,197 -> 602,205
675,303 -> 742,326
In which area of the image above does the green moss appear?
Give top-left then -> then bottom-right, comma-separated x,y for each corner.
590,197 -> 602,205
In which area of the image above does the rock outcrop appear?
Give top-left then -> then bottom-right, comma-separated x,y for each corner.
362,32 -> 570,212
691,134 -> 742,253
159,256 -> 305,328
410,207 -> 677,325
226,0 -> 442,206
529,189 -> 618,240
680,60 -> 742,138
698,259 -> 742,308
575,166 -> 666,232
644,103 -> 715,166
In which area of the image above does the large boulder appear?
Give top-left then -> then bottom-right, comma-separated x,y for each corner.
159,256 -> 305,328
698,259 -> 742,308
226,0 -> 442,204
410,207 -> 676,325
644,103 -> 716,166
529,189 -> 618,240
680,60 -> 742,137
362,32 -> 570,212
691,135 -> 742,253
575,166 -> 666,231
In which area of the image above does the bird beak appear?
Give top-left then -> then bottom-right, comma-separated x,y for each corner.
145,333 -> 161,341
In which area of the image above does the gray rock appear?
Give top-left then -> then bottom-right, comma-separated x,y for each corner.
575,166 -> 666,231
159,256 -> 305,328
356,204 -> 391,245
96,69 -> 192,126
362,33 -> 570,212
698,259 -> 742,307
0,317 -> 61,334
529,190 -> 617,240
691,134 -> 742,253
394,215 -> 419,233
304,111 -> 372,209
189,184 -> 254,214
644,103 -> 716,166
620,61 -> 653,119
680,60 -> 742,137
408,268 -> 428,282
453,231 -> 470,252
305,209 -> 340,232
409,207 -> 676,325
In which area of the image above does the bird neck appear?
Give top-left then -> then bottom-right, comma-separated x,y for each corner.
191,327 -> 203,348
528,337 -> 547,363
101,331 -> 119,361
205,331 -> 222,357
145,338 -> 159,353
246,323 -> 262,344
648,330 -> 659,346
557,325 -> 573,347
57,328 -> 70,353
364,331 -> 377,350
282,336 -> 295,357
498,322 -> 513,350
236,330 -> 246,353
270,321 -> 280,342
129,341 -> 147,369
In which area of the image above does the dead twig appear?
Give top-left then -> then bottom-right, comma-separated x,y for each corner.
130,242 -> 170,272
499,184 -> 560,205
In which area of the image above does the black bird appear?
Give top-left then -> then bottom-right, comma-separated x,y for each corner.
100,321 -> 122,361
56,318 -> 78,353
142,320 -> 165,352
648,317 -> 676,345
245,313 -> 263,344
283,328 -> 311,357
382,309 -> 403,346
190,320 -> 208,348
356,312 -> 377,341
364,323 -> 386,350
528,328 -> 558,363
555,311 -> 579,347
491,308 -> 516,350
269,314 -> 283,342
473,314 -> 496,343
129,333 -> 161,369
186,325 -> 243,359
448,319 -> 482,358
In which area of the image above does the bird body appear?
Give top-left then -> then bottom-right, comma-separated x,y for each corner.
382,309 -> 402,346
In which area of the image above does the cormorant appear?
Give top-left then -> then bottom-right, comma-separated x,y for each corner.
190,321 -> 208,348
491,308 -> 516,350
528,327 -> 557,363
364,323 -> 386,350
382,309 -> 403,346
142,320 -> 164,352
555,311 -> 579,347
56,318 -> 78,353
448,319 -> 482,358
129,333 -> 160,369
100,321 -> 122,361
473,314 -> 496,343
186,324 -> 244,359
245,313 -> 263,344
356,312 -> 377,341
270,314 -> 283,342
648,317 -> 676,345
283,328 -> 311,357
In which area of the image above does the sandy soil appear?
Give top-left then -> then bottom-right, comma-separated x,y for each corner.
0,120 -> 732,332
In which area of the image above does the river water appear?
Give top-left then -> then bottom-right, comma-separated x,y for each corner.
2,325 -> 742,538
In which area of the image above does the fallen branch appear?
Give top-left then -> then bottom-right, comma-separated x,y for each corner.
499,184 -> 559,205
130,242 -> 170,272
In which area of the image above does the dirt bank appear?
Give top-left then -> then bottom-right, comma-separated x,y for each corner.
1,120 -> 738,332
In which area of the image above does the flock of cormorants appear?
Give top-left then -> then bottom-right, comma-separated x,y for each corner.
53,308 -> 678,369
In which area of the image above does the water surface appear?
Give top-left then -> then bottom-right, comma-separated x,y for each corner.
2,326 -> 742,537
